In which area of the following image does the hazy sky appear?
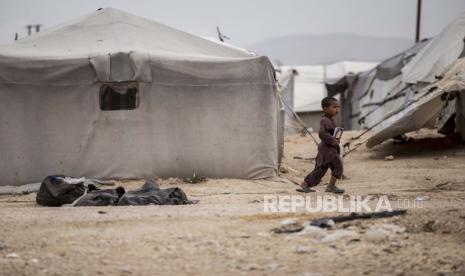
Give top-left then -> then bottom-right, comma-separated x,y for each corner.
1,0 -> 464,46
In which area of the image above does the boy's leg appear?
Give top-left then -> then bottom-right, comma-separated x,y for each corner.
326,158 -> 345,194
298,164 -> 329,193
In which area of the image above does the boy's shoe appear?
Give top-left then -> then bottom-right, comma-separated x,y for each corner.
325,186 -> 344,194
296,187 -> 316,193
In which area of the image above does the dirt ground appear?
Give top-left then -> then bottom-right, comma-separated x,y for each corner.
1,130 -> 465,276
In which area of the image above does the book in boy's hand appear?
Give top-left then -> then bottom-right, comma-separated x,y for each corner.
333,127 -> 344,139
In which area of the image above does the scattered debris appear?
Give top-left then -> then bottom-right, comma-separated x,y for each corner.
310,210 -> 407,228
74,181 -> 193,206
321,230 -> 358,243
248,199 -> 261,203
309,219 -> 335,228
294,245 -> 317,254
415,195 -> 430,201
364,229 -> 389,243
6,253 -> 19,259
424,220 -> 436,232
436,182 -> 451,188
347,238 -> 361,244
384,155 -> 394,161
182,173 -> 207,184
246,263 -> 260,271
271,222 -> 304,234
0,178 -> 116,196
377,223 -> 406,234
293,156 -> 315,161
265,262 -> 279,271
281,218 -> 298,225
256,232 -> 272,237
364,224 -> 405,243
294,225 -> 327,239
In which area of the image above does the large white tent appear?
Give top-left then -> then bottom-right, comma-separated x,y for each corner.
0,8 -> 280,186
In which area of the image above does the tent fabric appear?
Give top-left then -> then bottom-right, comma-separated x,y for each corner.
0,9 -> 251,60
325,76 -> 348,98
73,187 -> 124,207
431,58 -> 465,140
331,12 -> 465,143
363,13 -> 465,146
367,58 -> 465,147
375,54 -> 405,81
402,12 -> 465,84
365,88 -> 444,148
117,181 -> 190,206
324,39 -> 429,131
0,8 -> 279,186
279,62 -> 376,113
375,38 -> 430,81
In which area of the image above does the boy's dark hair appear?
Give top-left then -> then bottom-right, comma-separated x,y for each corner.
321,97 -> 338,109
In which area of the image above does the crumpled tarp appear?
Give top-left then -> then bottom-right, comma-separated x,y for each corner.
36,175 -> 193,207
75,181 -> 191,206
36,175 -> 86,207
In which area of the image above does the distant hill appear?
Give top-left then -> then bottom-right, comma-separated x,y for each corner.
248,33 -> 414,65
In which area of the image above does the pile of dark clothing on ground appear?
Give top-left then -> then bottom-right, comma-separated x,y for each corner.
36,175 -> 193,207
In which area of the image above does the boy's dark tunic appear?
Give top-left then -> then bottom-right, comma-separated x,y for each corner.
303,115 -> 343,187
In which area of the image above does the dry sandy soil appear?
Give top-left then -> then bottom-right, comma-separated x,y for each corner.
1,130 -> 465,276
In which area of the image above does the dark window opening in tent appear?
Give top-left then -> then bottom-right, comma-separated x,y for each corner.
99,82 -> 139,111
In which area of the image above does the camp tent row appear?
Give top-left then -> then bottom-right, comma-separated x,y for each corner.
277,62 -> 377,133
0,8 -> 281,186
325,11 -> 465,148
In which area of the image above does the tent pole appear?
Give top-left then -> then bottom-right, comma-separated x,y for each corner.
415,0 -> 422,43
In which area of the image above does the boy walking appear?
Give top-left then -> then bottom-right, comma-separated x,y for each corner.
297,97 -> 345,194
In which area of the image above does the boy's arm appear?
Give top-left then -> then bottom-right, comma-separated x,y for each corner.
318,119 -> 338,146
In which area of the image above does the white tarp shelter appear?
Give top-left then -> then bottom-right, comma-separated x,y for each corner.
0,8 -> 279,186
277,62 -> 376,132
402,13 -> 465,84
366,58 -> 465,147
366,12 -> 465,147
281,62 -> 377,113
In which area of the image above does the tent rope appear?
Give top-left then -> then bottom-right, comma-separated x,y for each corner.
278,92 -> 319,146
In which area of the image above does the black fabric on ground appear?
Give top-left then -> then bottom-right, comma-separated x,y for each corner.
73,180 -> 191,207
36,175 -> 86,206
73,187 -> 125,207
117,181 -> 190,206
